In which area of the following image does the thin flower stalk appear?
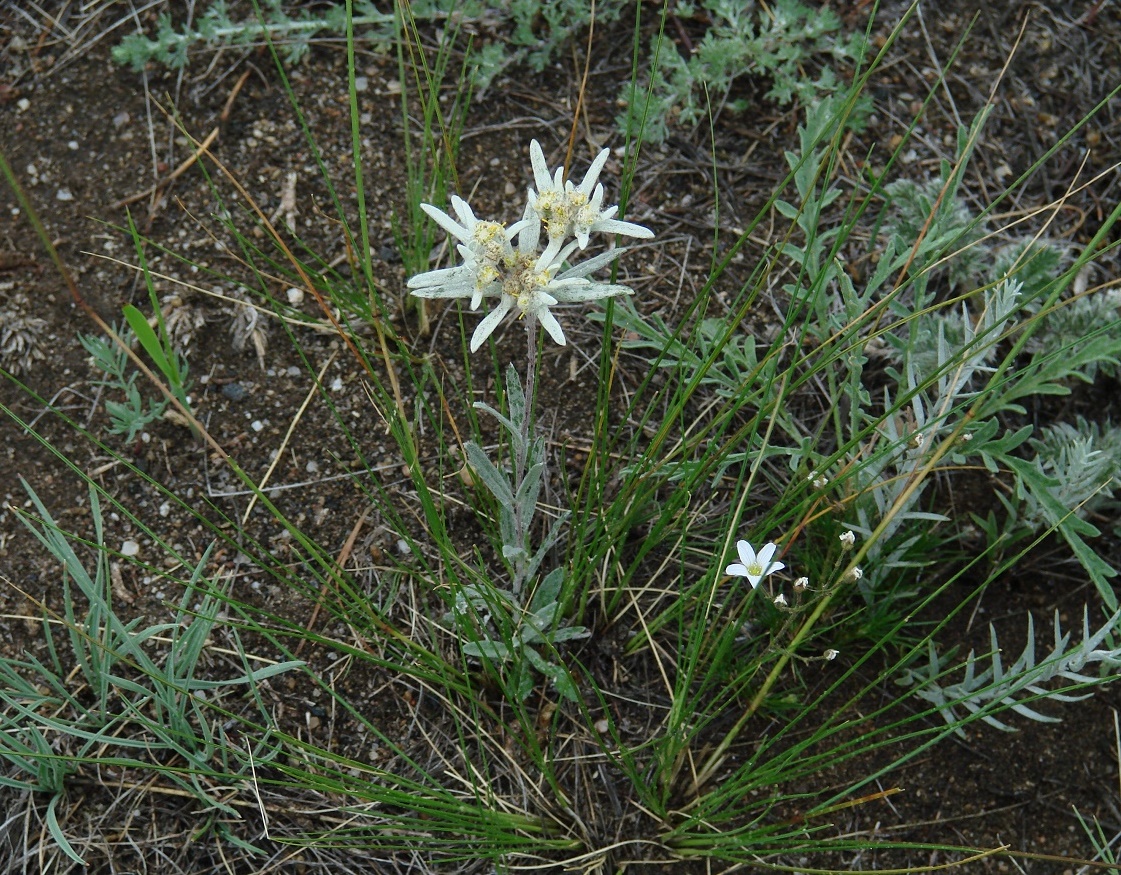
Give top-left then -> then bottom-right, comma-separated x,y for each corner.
695,424 -> 967,791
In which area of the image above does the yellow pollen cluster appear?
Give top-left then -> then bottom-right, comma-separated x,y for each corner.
536,190 -> 578,237
575,201 -> 598,230
475,263 -> 500,291
472,221 -> 507,262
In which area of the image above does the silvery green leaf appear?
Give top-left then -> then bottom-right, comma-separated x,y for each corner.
774,199 -> 800,221
530,567 -> 565,613
528,601 -> 560,629
550,626 -> 590,643
499,507 -> 516,555
515,461 -> 544,527
463,639 -> 511,662
551,668 -> 579,702
514,664 -> 534,701
471,402 -> 519,444
905,605 -> 1121,736
519,624 -> 546,645
555,247 -> 628,279
525,513 -> 571,582
521,645 -> 551,675
464,442 -> 514,508
182,660 -> 305,689
504,364 -> 526,429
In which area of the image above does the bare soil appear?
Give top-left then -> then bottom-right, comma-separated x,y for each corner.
2,0 -> 1121,872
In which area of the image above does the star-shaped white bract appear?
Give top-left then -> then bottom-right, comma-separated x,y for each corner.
725,540 -> 785,589
409,199 -> 634,352
408,142 -> 652,353
466,221 -> 633,352
527,140 -> 653,263
409,197 -> 517,310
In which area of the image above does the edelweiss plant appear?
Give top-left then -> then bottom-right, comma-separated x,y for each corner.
409,139 -> 652,699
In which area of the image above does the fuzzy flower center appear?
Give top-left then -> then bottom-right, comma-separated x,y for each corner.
492,251 -> 549,314
471,221 -> 509,263
536,189 -> 589,239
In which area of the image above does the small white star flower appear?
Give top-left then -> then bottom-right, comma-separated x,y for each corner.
773,593 -> 788,608
725,540 -> 785,589
839,530 -> 855,551
793,576 -> 809,592
823,649 -> 840,661
844,566 -> 863,583
527,140 -> 653,262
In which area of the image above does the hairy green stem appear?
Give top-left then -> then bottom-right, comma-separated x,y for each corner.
511,312 -> 539,595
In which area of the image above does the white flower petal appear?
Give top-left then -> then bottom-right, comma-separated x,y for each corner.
407,266 -> 466,288
549,282 -> 633,304
516,218 -> 541,257
589,185 -> 607,213
470,298 -> 513,352
594,218 -> 654,240
421,202 -> 469,243
529,140 -> 552,192
537,307 -> 567,346
449,195 -> 478,229
537,237 -> 566,269
408,274 -> 482,300
578,148 -> 610,196
556,248 -> 627,279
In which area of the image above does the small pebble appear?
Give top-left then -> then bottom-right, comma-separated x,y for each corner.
286,365 -> 300,377
286,287 -> 304,305
354,76 -> 368,92
330,376 -> 344,391
221,382 -> 248,401
396,539 -> 410,555
121,539 -> 140,557
16,98 -> 30,112
56,188 -> 73,201
305,460 -> 319,473
67,141 -> 79,150
251,419 -> 265,432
